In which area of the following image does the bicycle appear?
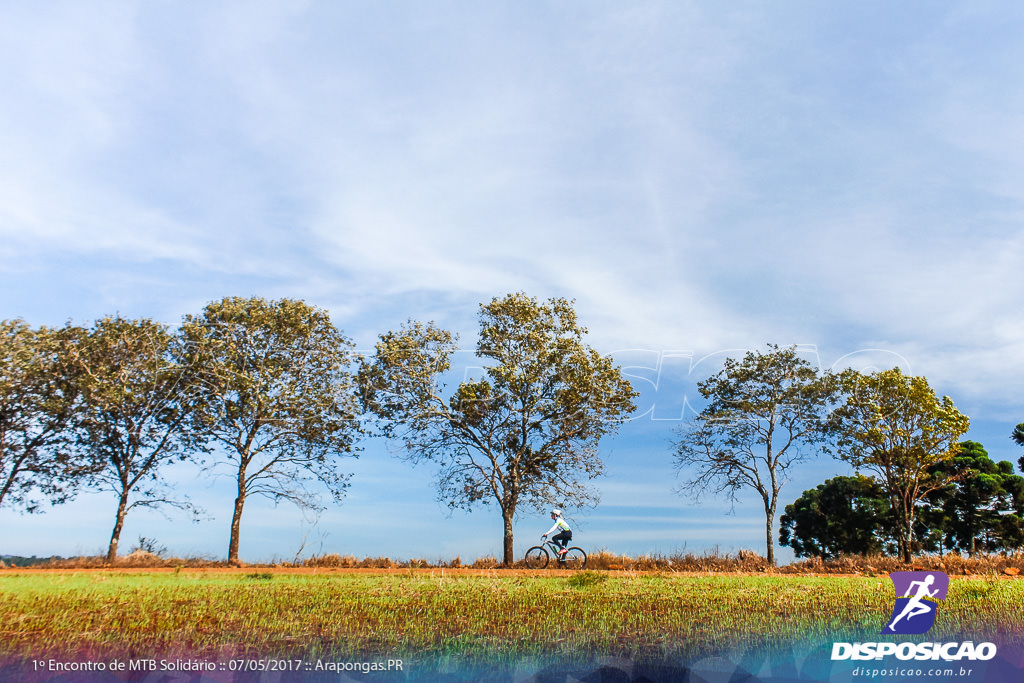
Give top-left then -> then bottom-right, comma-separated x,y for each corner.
524,538 -> 587,569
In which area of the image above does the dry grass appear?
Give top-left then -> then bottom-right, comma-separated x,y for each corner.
5,550 -> 1023,575
469,555 -> 500,569
27,553 -> 228,570
784,552 -> 1024,576
301,554 -> 399,569
583,548 -> 773,573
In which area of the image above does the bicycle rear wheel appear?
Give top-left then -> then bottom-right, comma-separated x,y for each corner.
524,546 -> 549,569
558,547 -> 587,569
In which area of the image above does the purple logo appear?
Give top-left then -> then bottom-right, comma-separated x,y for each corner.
884,571 -> 949,635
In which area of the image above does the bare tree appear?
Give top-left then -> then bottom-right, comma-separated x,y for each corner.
672,345 -> 837,565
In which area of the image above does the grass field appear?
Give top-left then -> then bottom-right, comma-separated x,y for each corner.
2,569 -> 1023,665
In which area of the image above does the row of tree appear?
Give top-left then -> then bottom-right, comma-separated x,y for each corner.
779,441 -> 1024,559
1,297 -> 362,563
4,292 -> 1023,565
2,293 -> 639,565
670,346 -> 1024,564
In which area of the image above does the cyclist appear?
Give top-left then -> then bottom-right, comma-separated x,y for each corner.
542,508 -> 572,560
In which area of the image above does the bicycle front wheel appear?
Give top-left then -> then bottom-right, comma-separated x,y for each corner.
524,546 -> 549,569
559,547 -> 587,569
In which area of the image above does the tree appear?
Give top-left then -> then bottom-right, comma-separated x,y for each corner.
996,472 -> 1024,551
179,297 -> 362,564
1013,423 -> 1024,473
779,475 -> 890,560
671,345 -> 837,566
923,441 -> 1024,556
831,368 -> 970,563
359,293 -> 637,565
1,320 -> 91,512
66,316 -> 205,562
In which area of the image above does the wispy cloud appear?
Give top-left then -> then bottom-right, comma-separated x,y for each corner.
2,1 -> 1023,560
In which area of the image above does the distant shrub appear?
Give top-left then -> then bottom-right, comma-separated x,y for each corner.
130,536 -> 167,558
39,555 -> 223,569
586,550 -> 627,570
365,556 -> 398,569
471,556 -> 499,569
115,551 -> 165,568
304,554 -> 353,568
782,552 -> 1024,576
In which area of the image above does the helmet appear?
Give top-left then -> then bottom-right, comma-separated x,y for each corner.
550,508 -> 561,516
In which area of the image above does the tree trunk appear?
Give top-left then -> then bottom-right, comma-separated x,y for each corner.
764,498 -> 776,566
899,521 -> 913,564
905,506 -> 917,563
502,509 -> 515,567
107,490 -> 130,563
228,465 -> 247,565
228,492 -> 245,565
893,492 -> 913,563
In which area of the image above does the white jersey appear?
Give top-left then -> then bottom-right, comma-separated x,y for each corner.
545,516 -> 571,536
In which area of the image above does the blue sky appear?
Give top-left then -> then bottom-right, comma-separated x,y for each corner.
2,1 -> 1023,564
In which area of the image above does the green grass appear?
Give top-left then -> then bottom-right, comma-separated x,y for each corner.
1,571 -> 1021,663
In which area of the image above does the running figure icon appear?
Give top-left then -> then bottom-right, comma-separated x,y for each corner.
886,575 -> 938,632
884,571 -> 949,635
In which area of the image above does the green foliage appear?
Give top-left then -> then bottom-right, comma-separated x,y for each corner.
779,475 -> 890,559
179,296 -> 363,562
830,368 -> 970,563
0,320 -> 90,512
672,344 -> 839,565
1013,423 -> 1024,474
360,293 -> 638,564
67,316 -> 205,561
922,441 -> 1024,555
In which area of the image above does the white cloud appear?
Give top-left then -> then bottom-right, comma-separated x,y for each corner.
2,1 -> 1023,562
